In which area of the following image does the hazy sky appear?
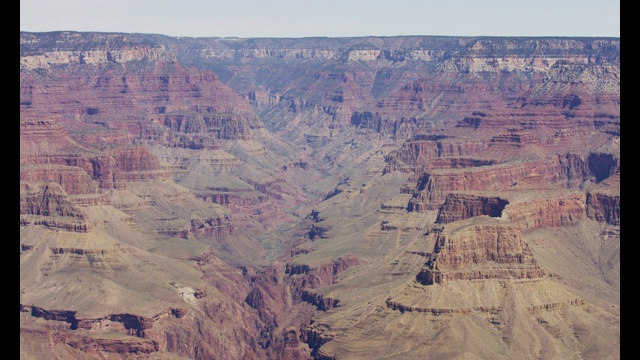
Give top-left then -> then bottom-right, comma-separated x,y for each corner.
20,0 -> 620,38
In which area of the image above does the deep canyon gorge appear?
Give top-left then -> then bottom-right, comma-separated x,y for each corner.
20,32 -> 620,359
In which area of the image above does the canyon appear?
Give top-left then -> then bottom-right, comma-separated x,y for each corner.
20,32 -> 619,359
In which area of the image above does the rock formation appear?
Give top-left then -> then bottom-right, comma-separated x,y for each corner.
416,221 -> 545,284
20,32 -> 619,360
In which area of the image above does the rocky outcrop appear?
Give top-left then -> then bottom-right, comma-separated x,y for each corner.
280,327 -> 312,360
242,256 -> 358,355
50,247 -> 108,256
286,254 -> 360,291
20,166 -> 98,195
172,37 -> 617,65
489,132 -> 540,148
20,182 -> 86,218
586,192 -> 620,225
302,325 -> 336,360
25,304 -> 154,336
300,291 -> 340,311
416,223 -> 544,285
66,335 -> 159,355
504,193 -> 585,232
386,299 -> 501,316
19,119 -> 92,161
436,194 -> 509,224
560,152 -> 619,187
282,161 -> 310,171
244,265 -> 290,324
165,36 -> 618,147
20,32 -> 176,69
110,146 -> 169,181
19,182 -> 95,232
408,152 -> 618,211
156,215 -> 234,241
384,134 -> 490,173
189,216 -> 235,240
195,192 -> 236,206
408,159 -> 563,211
20,216 -> 93,233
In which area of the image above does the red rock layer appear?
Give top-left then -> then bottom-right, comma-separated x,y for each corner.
20,167 -> 97,196
408,152 -> 618,211
435,194 -> 509,224
19,182 -> 87,220
20,52 -> 261,142
504,194 -> 585,233
384,135 -> 489,173
416,224 -> 544,285
408,159 -> 563,211
285,254 -> 360,290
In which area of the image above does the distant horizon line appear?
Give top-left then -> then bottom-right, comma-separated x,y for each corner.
19,29 -> 621,40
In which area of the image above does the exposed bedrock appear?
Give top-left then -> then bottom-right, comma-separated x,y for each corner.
416,224 -> 544,285
244,256 -> 359,319
489,132 -> 540,148
434,191 -> 586,233
285,254 -> 360,291
196,192 -> 232,206
20,166 -> 98,195
19,119 -> 90,160
21,59 -> 261,144
25,304 -> 153,335
504,194 -> 585,232
408,152 -> 618,211
20,182 -> 86,218
20,217 -> 93,233
21,146 -> 167,195
90,146 -> 169,185
436,194 -> 509,224
587,153 -> 619,182
157,215 -> 234,241
300,291 -> 340,311
560,152 -> 619,187
19,32 -> 619,359
242,256 -> 359,357
280,327 -> 312,360
408,159 -> 562,211
163,112 -> 257,140
384,135 -> 490,173
244,265 -> 291,325
20,181 -> 94,232
586,192 -> 620,226
111,146 -> 160,172
241,265 -> 316,359
49,247 -> 109,256
65,335 -> 160,355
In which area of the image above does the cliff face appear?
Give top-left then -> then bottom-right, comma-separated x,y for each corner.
435,194 -> 509,224
586,191 -> 620,225
20,54 -> 260,144
407,159 -> 562,211
407,152 -> 618,211
504,193 -> 586,232
164,36 -> 618,147
416,223 -> 544,285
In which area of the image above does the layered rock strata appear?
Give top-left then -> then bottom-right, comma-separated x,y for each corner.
416,222 -> 544,285
435,194 -> 509,224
